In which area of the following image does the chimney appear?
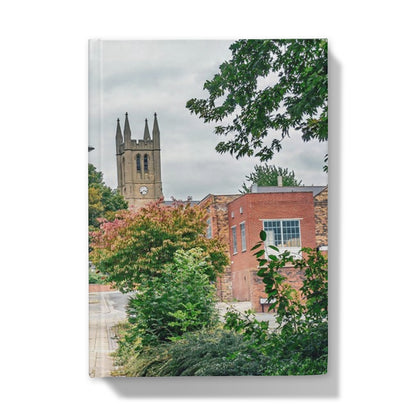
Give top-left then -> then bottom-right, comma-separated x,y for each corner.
277,176 -> 283,187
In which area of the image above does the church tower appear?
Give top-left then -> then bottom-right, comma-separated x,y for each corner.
115,112 -> 163,210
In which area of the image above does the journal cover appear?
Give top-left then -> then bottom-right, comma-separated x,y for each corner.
88,39 -> 328,377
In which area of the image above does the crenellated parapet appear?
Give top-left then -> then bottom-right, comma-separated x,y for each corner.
117,113 -> 160,150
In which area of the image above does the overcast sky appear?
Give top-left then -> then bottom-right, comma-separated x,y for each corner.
88,40 -> 328,201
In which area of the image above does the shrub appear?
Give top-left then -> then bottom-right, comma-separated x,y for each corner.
116,249 -> 219,349
113,329 -> 269,377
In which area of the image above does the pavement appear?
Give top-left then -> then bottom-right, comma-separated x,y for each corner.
88,286 -> 278,378
216,301 -> 278,329
89,287 -> 130,377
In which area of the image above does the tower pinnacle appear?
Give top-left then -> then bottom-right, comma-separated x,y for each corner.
152,112 -> 160,148
143,118 -> 151,141
123,112 -> 131,141
115,118 -> 123,153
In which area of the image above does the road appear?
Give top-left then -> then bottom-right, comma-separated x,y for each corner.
89,290 -> 130,377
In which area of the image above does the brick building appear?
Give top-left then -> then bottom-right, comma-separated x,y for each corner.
199,194 -> 239,301
200,186 -> 328,311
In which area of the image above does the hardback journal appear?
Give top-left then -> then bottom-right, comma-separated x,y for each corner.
88,39 -> 328,377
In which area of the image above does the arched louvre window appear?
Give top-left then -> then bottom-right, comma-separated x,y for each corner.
136,154 -> 141,171
144,154 -> 149,172
121,157 -> 125,183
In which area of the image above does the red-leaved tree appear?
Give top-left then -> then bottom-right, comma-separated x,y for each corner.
89,200 -> 228,292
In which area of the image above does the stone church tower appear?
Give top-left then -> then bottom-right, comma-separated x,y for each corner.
115,112 -> 163,210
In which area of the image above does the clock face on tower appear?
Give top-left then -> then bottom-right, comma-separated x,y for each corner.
139,186 -> 148,195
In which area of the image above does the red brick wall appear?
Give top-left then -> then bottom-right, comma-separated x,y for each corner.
215,267 -> 233,301
250,267 -> 306,312
227,192 -> 317,310
199,194 -> 239,301
199,194 -> 239,250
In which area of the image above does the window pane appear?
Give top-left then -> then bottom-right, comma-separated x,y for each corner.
282,220 -> 300,247
206,218 -> 212,239
232,227 -> 237,254
240,223 -> 246,251
263,220 -> 281,246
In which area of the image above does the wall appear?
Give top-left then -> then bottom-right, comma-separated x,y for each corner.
314,186 -> 328,247
227,191 -> 317,311
199,194 -> 239,301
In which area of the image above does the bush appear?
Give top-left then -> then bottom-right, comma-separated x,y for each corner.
117,249 -> 219,349
113,329 -> 269,377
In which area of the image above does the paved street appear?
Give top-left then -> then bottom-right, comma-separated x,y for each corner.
89,289 -> 130,377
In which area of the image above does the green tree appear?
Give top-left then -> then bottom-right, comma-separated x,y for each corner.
88,163 -> 127,228
88,163 -> 104,186
119,248 -> 219,349
89,200 -> 228,292
240,164 -> 303,193
186,39 -> 328,167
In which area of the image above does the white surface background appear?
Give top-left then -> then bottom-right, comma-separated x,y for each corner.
1,1 -> 415,414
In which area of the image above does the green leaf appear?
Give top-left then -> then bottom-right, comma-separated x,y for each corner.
268,245 -> 280,252
253,249 -> 265,258
251,242 -> 262,251
257,268 -> 267,277
260,230 -> 267,241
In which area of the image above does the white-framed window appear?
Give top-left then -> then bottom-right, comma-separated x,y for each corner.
231,226 -> 238,254
240,222 -> 246,252
262,219 -> 302,258
206,218 -> 212,239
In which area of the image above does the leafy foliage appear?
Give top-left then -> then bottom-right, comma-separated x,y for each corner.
186,39 -> 328,167
110,228 -> 327,376
113,329 -> 269,377
224,232 -> 328,375
240,164 -> 303,193
88,269 -> 107,284
89,200 -> 228,292
88,163 -> 128,228
112,249 -> 225,376
123,249 -> 219,347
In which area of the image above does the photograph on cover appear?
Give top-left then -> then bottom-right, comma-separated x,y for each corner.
88,39 -> 328,377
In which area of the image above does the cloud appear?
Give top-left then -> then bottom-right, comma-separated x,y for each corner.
88,40 -> 328,198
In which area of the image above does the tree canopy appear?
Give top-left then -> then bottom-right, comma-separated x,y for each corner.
89,200 -> 228,292
240,164 -> 303,193
186,39 -> 328,166
88,163 -> 128,228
